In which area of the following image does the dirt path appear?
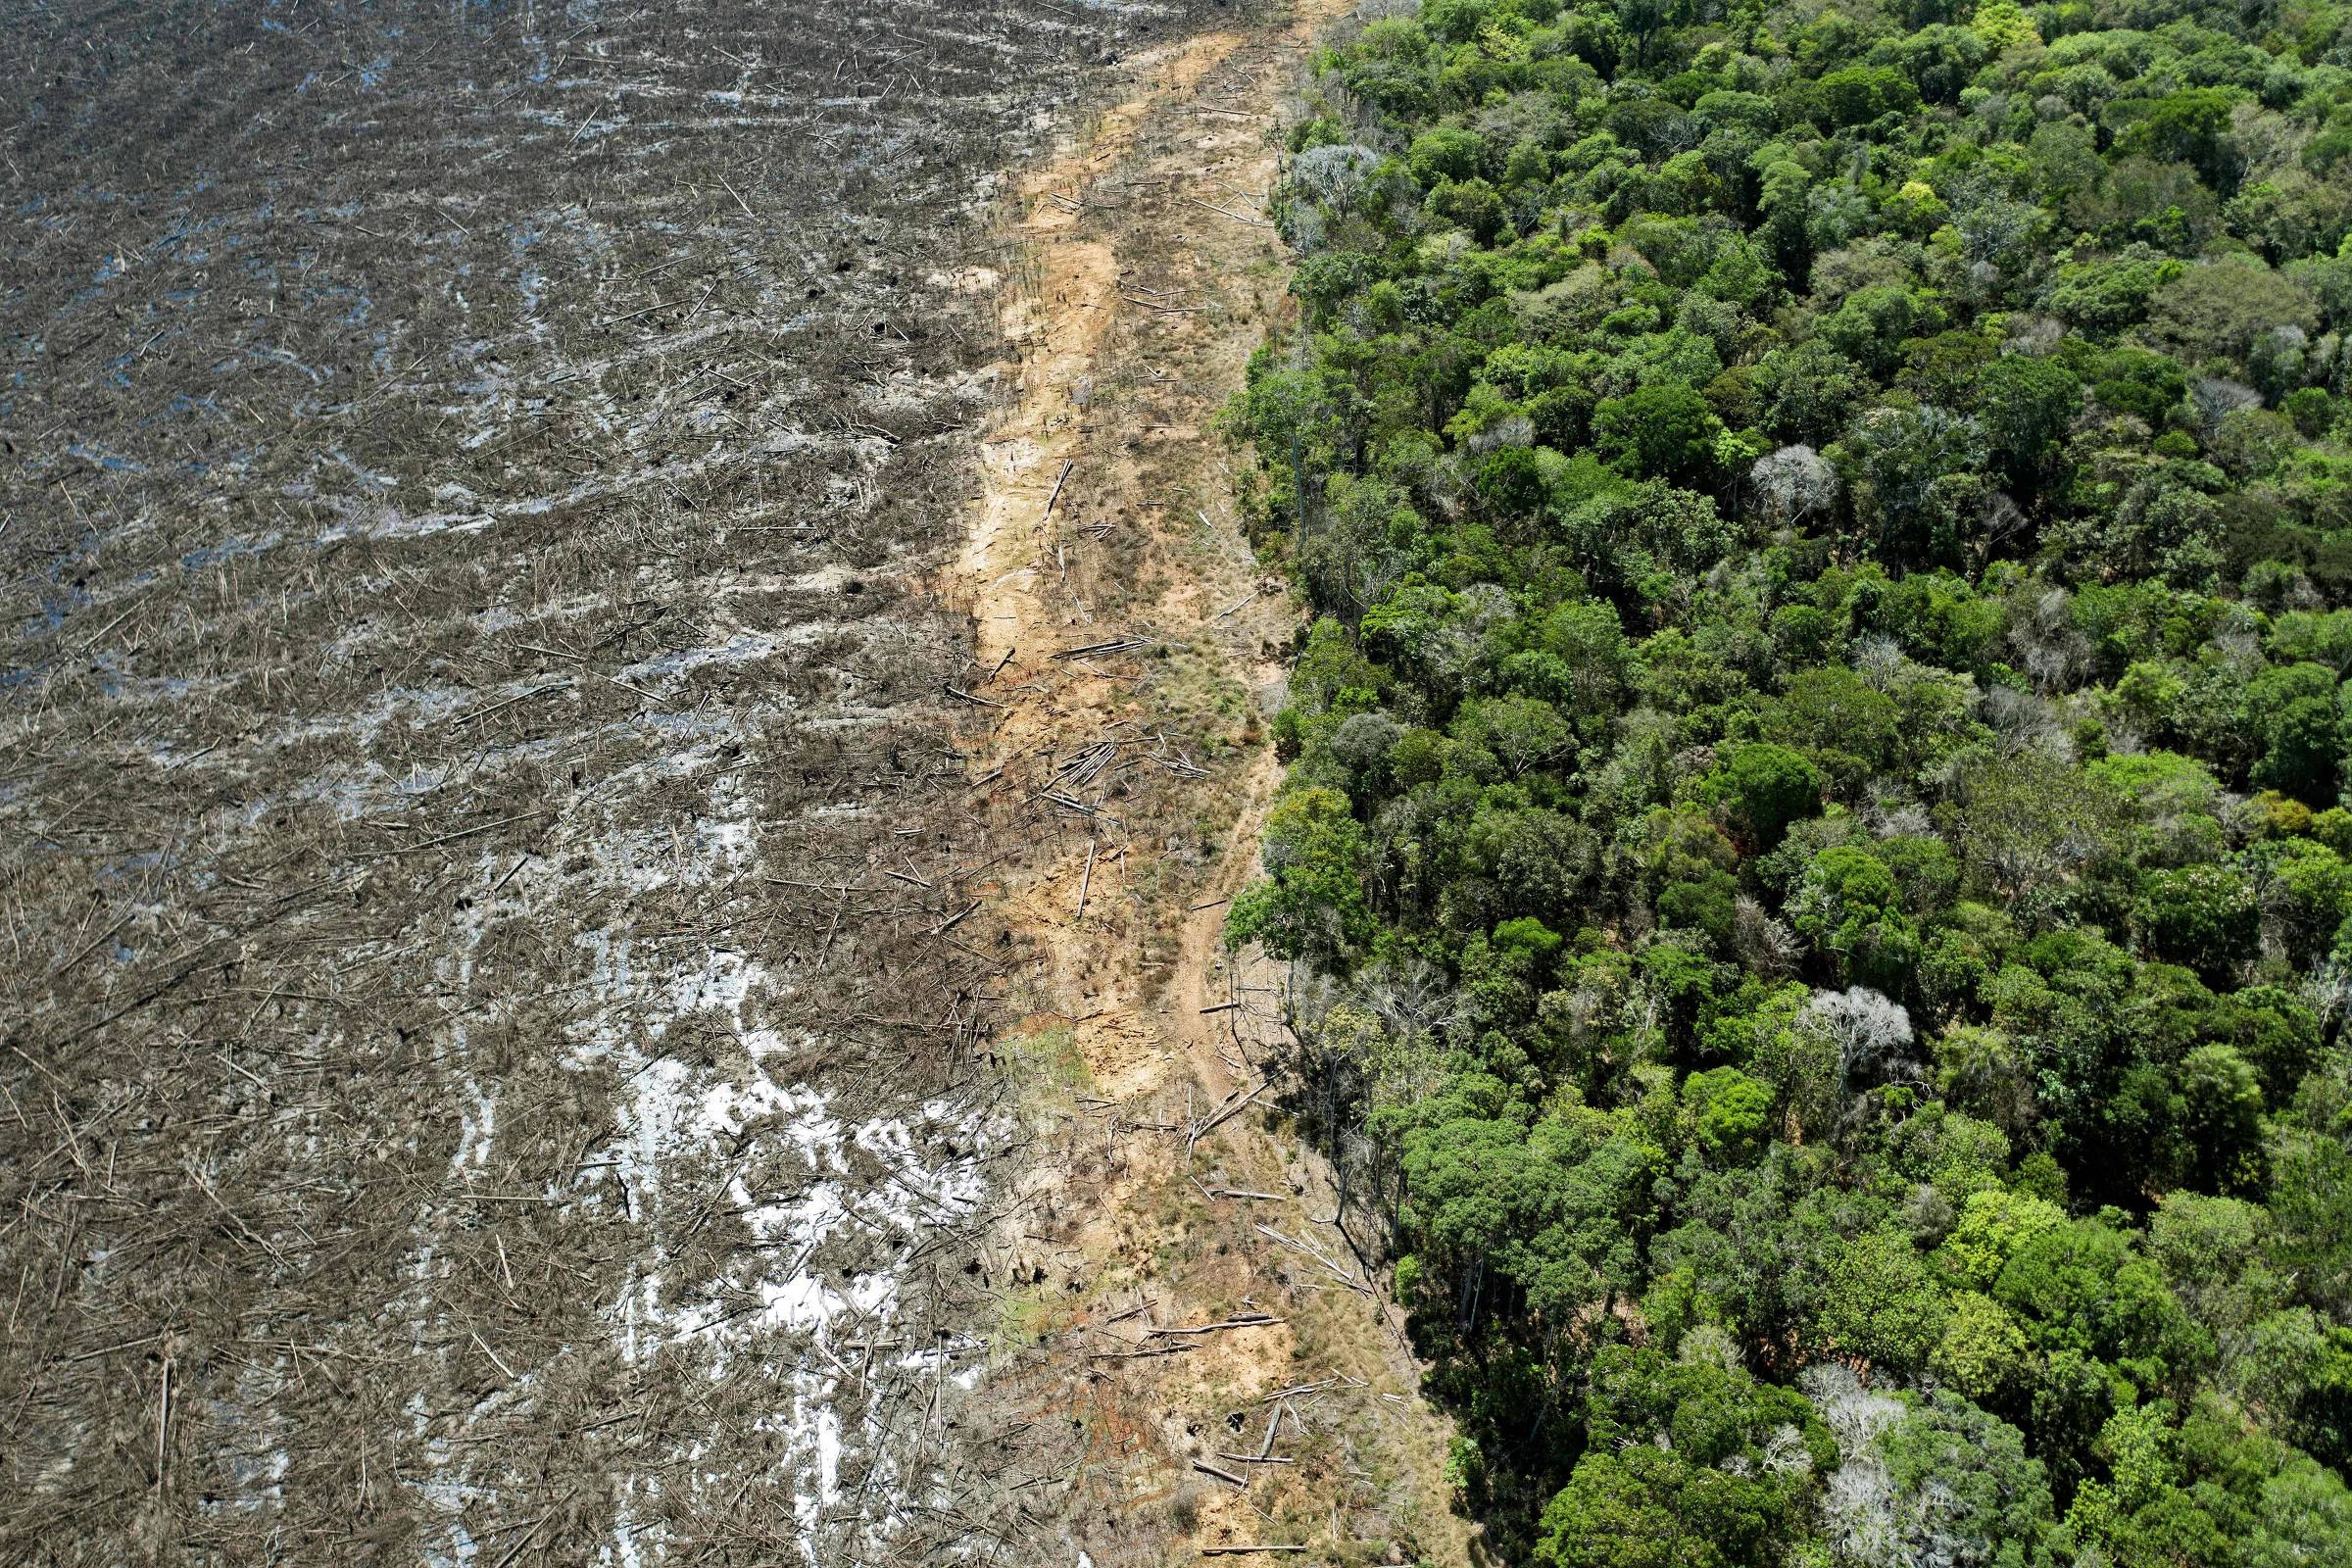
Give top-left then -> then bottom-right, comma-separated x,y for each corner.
949,5 -> 1479,1562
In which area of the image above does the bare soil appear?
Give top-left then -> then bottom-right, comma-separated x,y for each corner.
945,13 -> 1480,1564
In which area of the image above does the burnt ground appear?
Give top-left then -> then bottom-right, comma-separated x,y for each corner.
0,1 -> 1240,1562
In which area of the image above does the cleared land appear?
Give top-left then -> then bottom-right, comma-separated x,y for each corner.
0,2 -> 1224,1561
938,9 -> 1477,1562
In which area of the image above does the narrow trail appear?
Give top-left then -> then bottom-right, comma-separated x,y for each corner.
955,17 -> 1294,1112
956,27 -> 1240,679
948,4 -> 1479,1562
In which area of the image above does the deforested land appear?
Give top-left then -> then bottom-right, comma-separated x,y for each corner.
0,1 -> 1281,1561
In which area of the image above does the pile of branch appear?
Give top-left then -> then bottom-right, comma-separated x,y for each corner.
1054,637 -> 1157,661
1185,1079 -> 1267,1156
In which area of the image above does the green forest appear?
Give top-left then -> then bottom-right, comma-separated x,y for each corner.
1229,0 -> 2352,1559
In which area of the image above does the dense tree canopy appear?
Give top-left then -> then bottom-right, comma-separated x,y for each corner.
1234,0 -> 2352,1555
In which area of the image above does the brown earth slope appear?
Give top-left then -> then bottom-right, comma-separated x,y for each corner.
948,10 -> 1480,1564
